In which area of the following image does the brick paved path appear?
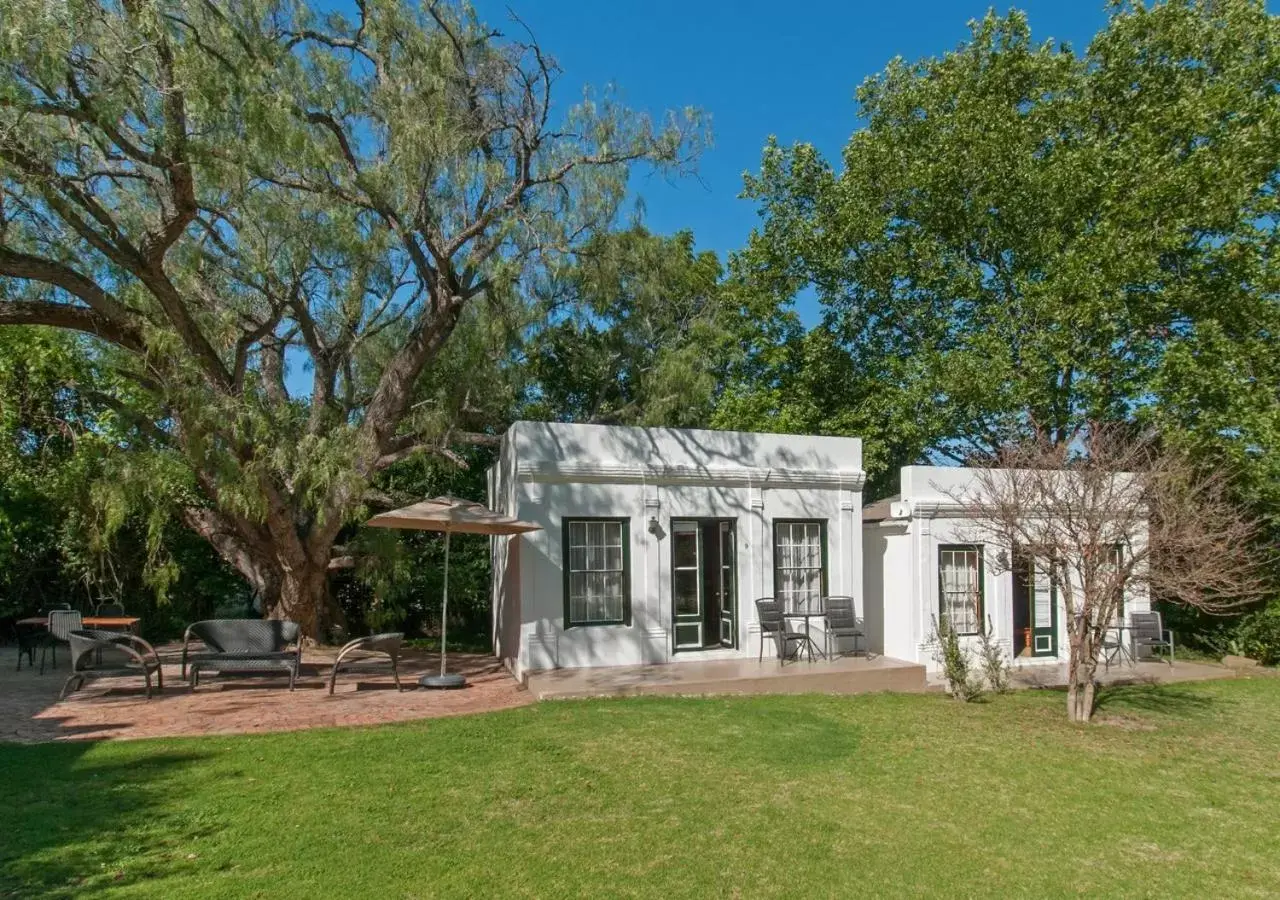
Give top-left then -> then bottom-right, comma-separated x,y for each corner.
0,644 -> 530,743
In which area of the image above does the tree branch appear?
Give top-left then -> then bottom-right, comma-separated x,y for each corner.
0,300 -> 143,350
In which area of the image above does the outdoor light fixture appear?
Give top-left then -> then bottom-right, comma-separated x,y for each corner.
647,515 -> 660,535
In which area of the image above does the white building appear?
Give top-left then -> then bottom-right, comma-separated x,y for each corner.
862,465 -> 1149,673
489,425 -> 1145,680
488,421 -> 866,681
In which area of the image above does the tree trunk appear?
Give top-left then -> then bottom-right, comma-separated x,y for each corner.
184,506 -> 345,642
263,561 -> 338,641
1066,634 -> 1098,724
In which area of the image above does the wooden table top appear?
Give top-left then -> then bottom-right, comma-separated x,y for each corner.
16,615 -> 141,629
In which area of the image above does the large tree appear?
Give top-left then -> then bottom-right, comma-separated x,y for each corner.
0,0 -> 701,634
735,0 -> 1280,478
520,225 -> 777,428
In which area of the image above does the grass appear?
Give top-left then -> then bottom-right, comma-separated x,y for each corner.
4,678 -> 1280,899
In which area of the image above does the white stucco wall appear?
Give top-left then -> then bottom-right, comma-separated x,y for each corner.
488,422 -> 866,677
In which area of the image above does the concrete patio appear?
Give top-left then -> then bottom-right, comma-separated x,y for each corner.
526,654 -> 929,700
0,643 -> 531,744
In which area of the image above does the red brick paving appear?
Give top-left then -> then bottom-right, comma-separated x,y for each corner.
0,644 -> 530,743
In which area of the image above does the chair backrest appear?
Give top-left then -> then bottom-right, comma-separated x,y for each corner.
189,619 -> 300,653
361,633 -> 404,655
1131,611 -> 1163,640
824,595 -> 858,628
95,602 -> 126,617
48,609 -> 84,642
755,599 -> 784,634
67,629 -> 130,671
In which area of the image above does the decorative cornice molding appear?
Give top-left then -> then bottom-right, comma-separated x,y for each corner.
517,461 -> 866,490
909,500 -> 971,519
882,499 -> 1140,521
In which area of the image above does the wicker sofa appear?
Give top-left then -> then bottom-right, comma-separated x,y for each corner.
181,619 -> 302,690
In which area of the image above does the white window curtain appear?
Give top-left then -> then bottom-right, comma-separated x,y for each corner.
567,520 -> 626,624
939,547 -> 982,635
775,521 -> 824,613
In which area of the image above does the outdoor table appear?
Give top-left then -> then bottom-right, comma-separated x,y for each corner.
17,615 -> 141,633
782,608 -> 827,661
1102,622 -> 1134,667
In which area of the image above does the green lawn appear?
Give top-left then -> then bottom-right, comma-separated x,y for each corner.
4,679 -> 1280,899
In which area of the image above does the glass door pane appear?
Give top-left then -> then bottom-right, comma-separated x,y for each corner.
719,521 -> 735,647
672,521 -> 702,649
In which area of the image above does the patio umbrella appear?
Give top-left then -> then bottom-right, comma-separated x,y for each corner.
366,496 -> 541,689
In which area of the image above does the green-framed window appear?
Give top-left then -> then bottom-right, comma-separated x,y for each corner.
563,518 -> 631,627
938,544 -> 983,635
773,519 -> 828,613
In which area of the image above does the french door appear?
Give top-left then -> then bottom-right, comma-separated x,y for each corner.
671,519 -> 736,651
1029,557 -> 1058,657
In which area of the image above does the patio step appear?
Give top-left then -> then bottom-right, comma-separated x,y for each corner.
527,656 -> 928,701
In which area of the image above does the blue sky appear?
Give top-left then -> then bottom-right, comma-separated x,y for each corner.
472,1 -> 1115,264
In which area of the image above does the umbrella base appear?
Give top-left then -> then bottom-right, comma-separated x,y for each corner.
419,673 -> 468,690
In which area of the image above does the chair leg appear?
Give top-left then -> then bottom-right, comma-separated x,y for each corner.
155,665 -> 164,692
59,674 -> 78,700
328,664 -> 338,696
40,644 -> 47,675
144,672 -> 152,700
391,659 -> 403,692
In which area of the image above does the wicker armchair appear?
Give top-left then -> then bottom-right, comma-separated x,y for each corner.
60,629 -> 163,699
42,610 -> 84,674
328,633 -> 405,695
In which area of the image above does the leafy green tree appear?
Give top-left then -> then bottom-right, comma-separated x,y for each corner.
0,327 -> 245,632
0,0 -> 701,635
520,226 -> 759,428
736,0 -> 1280,491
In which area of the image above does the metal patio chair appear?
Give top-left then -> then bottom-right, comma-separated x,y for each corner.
60,629 -> 164,700
822,595 -> 866,659
1130,611 -> 1175,665
328,632 -> 405,695
755,598 -> 813,664
94,602 -> 127,617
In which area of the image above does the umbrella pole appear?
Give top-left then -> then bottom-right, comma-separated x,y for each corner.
440,527 -> 450,678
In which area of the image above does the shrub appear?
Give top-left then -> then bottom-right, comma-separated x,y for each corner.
930,615 -> 983,702
976,615 -> 1011,693
1232,608 -> 1280,665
